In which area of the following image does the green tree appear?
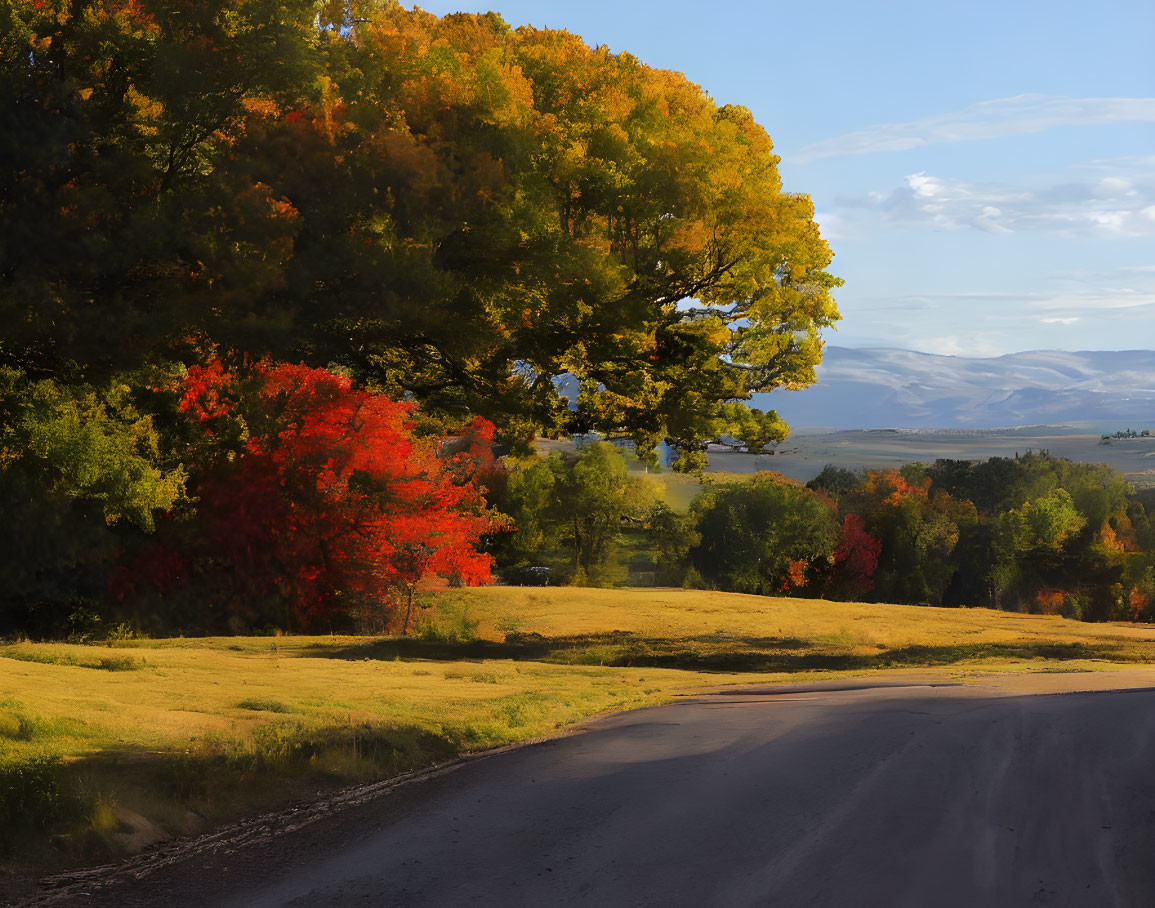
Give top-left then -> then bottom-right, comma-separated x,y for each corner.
0,368 -> 185,633
807,465 -> 861,499
997,489 -> 1085,553
690,476 -> 837,595
496,442 -> 657,582
645,502 -> 701,586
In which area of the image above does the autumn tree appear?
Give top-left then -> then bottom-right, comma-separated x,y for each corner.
843,468 -> 975,606
1,0 -> 845,633
825,513 -> 882,600
2,2 -> 839,467
174,361 -> 500,632
0,0 -> 319,377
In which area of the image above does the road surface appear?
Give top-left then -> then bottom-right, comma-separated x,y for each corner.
37,671 -> 1155,907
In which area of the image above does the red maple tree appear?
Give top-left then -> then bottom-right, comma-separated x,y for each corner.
832,513 -> 882,596
181,361 -> 502,631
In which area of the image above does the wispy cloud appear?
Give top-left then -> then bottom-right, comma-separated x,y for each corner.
793,95 -> 1155,162
835,272 -> 1155,355
908,287 -> 1155,319
839,156 -> 1155,236
921,334 -> 1007,358
1052,262 -> 1155,281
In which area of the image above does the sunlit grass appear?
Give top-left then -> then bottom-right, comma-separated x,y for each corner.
644,468 -> 787,513
452,585 -> 1155,654
0,635 -> 760,869
0,640 -> 726,771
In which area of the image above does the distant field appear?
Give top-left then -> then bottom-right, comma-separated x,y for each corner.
709,429 -> 1155,486
4,586 -> 1155,876
538,428 -> 1155,499
648,470 -> 766,512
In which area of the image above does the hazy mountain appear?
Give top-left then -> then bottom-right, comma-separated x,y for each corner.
755,347 -> 1155,430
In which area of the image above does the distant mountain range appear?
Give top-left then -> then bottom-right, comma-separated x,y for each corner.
754,347 -> 1155,430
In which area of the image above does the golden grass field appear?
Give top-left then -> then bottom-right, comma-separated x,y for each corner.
4,586 -> 1155,875
454,585 -> 1155,653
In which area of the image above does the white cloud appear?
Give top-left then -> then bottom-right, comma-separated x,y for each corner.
811,210 -> 848,240
923,334 -> 1006,357
1097,177 -> 1135,197
1041,317 -> 1080,325
793,95 -> 1155,162
842,156 -> 1155,236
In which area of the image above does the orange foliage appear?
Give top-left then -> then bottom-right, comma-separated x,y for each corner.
1129,587 -> 1150,620
1035,588 -> 1066,615
860,470 -> 930,507
782,558 -> 808,592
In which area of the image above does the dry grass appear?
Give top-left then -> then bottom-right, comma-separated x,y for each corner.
647,468 -> 793,512
0,638 -> 736,770
454,586 -> 1155,652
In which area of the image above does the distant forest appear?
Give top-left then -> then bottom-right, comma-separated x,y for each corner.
494,446 -> 1155,625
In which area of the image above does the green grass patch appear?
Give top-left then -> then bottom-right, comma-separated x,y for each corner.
0,757 -> 90,853
0,647 -> 139,672
234,698 -> 291,713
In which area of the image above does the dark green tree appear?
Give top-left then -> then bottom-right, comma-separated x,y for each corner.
0,368 -> 185,633
645,502 -> 701,586
690,476 -> 837,595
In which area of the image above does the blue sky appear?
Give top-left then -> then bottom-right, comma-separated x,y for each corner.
417,0 -> 1155,356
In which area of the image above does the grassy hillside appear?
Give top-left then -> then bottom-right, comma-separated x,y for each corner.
4,587 -> 1155,878
451,586 -> 1155,667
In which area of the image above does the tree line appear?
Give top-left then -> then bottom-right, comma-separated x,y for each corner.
494,445 -> 1155,623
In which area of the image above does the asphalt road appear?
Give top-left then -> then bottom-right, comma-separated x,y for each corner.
51,674 -> 1155,907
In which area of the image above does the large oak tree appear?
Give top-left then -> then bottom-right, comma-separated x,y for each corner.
2,0 -> 840,467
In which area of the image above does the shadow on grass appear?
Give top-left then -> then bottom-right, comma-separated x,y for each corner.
302,633 -> 1145,674
0,719 -> 462,869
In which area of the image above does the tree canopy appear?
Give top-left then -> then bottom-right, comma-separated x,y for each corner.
1,0 -> 839,466
0,0 -> 848,637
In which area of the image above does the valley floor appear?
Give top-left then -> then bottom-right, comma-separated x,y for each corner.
707,429 -> 1155,487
